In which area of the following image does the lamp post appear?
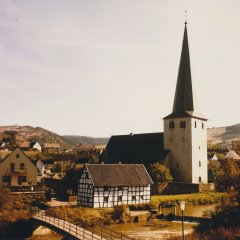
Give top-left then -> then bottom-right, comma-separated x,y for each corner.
179,201 -> 186,240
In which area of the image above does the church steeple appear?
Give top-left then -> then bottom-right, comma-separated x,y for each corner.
164,23 -> 206,120
173,23 -> 194,113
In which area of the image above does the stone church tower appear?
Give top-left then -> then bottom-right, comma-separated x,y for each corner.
164,23 -> 208,183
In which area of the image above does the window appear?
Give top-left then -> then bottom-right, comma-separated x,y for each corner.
117,196 -> 122,201
103,197 -> 108,202
132,196 -> 136,201
104,186 -> 109,192
199,177 -> 202,182
85,172 -> 89,178
117,186 -> 123,191
2,176 -> 11,183
10,163 -> 15,172
169,121 -> 175,129
180,121 -> 186,128
140,196 -> 144,200
202,123 -> 204,129
16,154 -> 19,158
20,163 -> 25,170
195,121 -> 197,128
18,176 -> 27,184
199,161 -> 201,167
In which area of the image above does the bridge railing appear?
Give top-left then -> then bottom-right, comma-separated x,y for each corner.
32,211 -> 135,240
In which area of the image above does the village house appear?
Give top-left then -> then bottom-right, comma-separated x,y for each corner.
30,141 -> 42,152
44,143 -> 61,152
224,150 -> 240,161
0,146 -> 37,188
36,159 -> 45,176
78,164 -> 153,208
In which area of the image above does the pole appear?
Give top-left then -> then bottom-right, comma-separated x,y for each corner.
182,210 -> 185,240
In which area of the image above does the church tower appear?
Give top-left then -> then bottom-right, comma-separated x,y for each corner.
163,23 -> 208,183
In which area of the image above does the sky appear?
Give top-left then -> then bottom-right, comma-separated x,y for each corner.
0,0 -> 240,137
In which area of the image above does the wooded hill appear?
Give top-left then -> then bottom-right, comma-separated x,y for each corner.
0,125 -> 109,148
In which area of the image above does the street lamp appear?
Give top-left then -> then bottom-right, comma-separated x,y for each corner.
179,201 -> 186,240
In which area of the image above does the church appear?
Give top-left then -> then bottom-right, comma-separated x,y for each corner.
102,23 -> 208,184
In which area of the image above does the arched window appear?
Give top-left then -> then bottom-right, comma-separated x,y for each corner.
169,121 -> 175,129
180,121 -> 186,128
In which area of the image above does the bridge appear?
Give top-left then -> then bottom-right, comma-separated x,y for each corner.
31,211 -> 134,240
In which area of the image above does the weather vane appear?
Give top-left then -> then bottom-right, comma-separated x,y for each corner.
185,10 -> 188,24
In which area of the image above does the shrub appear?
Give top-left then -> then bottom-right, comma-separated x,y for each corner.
113,205 -> 130,223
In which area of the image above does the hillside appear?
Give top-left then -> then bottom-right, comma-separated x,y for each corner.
0,123 -> 239,148
0,125 -> 71,149
207,123 -> 240,143
63,135 -> 109,146
0,125 -> 109,148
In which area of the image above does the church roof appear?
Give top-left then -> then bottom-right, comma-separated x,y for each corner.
86,164 -> 153,187
164,23 -> 207,120
102,132 -> 169,165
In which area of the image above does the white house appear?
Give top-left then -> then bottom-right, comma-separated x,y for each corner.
30,142 -> 42,152
78,164 -> 153,208
36,159 -> 45,176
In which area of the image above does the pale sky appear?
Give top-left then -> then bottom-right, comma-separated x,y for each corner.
0,0 -> 240,137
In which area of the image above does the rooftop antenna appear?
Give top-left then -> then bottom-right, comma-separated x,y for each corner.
185,10 -> 188,25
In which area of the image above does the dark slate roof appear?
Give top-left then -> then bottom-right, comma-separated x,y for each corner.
86,164 -> 153,187
102,132 -> 169,165
164,23 -> 207,120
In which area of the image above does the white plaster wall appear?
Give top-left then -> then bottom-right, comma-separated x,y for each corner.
164,118 -> 192,182
191,118 -> 208,183
164,117 -> 208,183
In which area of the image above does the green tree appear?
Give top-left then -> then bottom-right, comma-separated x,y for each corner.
149,163 -> 173,183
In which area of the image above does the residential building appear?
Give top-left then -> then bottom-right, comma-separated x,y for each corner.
44,143 -> 61,152
78,164 -> 153,208
30,141 -> 42,152
36,159 -> 45,176
224,150 -> 240,161
0,146 -> 37,187
102,23 -> 208,184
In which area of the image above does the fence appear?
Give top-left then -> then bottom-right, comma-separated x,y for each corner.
32,211 -> 135,240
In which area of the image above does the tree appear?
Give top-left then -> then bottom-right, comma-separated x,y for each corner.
149,163 -> 173,183
215,159 -> 240,191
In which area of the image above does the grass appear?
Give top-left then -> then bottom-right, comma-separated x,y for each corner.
46,206 -> 111,227
151,192 -> 230,207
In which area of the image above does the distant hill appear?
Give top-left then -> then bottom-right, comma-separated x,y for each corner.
207,123 -> 240,143
0,123 -> 239,148
0,125 -> 109,148
63,135 -> 109,146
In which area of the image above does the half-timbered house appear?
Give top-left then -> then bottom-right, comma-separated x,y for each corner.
78,164 -> 153,208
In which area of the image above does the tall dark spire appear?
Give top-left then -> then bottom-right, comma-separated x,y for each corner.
164,23 -> 206,120
173,23 -> 194,113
